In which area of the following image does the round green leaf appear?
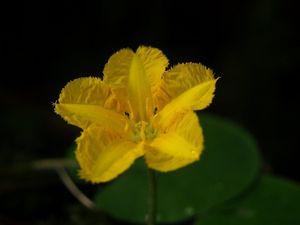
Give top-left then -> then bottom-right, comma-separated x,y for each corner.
196,175 -> 300,225
94,113 -> 261,223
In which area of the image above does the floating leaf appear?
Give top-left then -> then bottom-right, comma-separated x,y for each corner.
196,175 -> 300,225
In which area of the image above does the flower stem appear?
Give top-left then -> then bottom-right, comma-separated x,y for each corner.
147,168 -> 157,225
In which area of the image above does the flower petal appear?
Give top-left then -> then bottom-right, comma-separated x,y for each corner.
136,46 -> 169,112
102,49 -> 135,115
145,111 -> 203,172
76,126 -> 144,183
55,104 -> 127,130
58,77 -> 111,105
156,63 -> 217,127
103,48 -> 135,88
136,46 -> 169,90
157,80 -> 217,128
55,77 -> 126,130
103,46 -> 169,120
164,63 -> 215,97
128,53 -> 154,121
156,63 -> 217,111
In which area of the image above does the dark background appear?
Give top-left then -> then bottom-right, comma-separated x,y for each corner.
1,0 -> 299,218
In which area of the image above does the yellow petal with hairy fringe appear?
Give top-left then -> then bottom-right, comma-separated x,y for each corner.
54,77 -> 127,129
102,48 -> 134,115
157,79 -> 217,128
76,126 -> 144,183
155,63 -> 216,110
163,63 -> 215,98
103,48 -> 134,88
58,77 -> 110,105
145,111 -> 203,171
136,46 -> 169,111
128,54 -> 153,121
136,46 -> 169,91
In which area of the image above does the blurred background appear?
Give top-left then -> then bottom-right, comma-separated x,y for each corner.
1,0 -> 299,224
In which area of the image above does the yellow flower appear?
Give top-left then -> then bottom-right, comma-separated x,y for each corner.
54,46 -> 217,183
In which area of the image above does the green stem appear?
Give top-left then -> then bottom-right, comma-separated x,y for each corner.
147,168 -> 157,225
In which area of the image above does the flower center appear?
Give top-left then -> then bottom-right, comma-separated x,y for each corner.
130,121 -> 157,143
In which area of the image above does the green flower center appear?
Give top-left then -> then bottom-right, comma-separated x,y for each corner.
130,121 -> 157,143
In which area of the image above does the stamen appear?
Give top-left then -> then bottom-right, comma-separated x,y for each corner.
129,121 -> 157,143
